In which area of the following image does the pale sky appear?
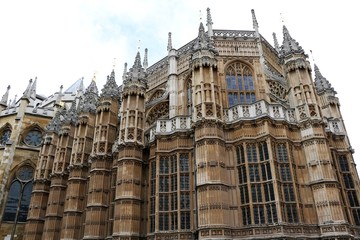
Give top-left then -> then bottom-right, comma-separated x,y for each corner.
0,0 -> 359,165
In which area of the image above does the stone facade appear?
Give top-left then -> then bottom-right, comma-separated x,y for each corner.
0,8 -> 359,240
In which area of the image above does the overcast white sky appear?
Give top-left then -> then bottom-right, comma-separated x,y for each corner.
0,0 -> 359,165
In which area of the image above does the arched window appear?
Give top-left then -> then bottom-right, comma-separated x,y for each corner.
226,62 -> 256,107
2,165 -> 34,222
0,127 -> 11,146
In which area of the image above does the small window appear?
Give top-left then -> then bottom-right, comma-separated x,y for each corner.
0,128 -> 11,146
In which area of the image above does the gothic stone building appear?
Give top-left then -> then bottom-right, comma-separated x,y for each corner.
0,8 -> 359,240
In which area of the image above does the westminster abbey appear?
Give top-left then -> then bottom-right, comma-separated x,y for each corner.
0,8 -> 359,240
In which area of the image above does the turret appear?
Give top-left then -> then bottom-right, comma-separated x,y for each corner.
191,21 -> 220,121
113,51 -> 147,238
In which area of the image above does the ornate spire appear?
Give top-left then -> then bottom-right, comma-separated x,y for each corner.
280,25 -> 304,57
314,64 -> 335,94
167,32 -> 172,51
123,52 -> 147,87
101,69 -> 119,99
64,98 -> 78,124
273,32 -> 279,52
193,22 -> 216,52
206,8 -> 213,37
78,79 -> 99,113
46,107 -> 64,132
251,9 -> 259,31
143,48 -> 148,70
1,85 -> 10,106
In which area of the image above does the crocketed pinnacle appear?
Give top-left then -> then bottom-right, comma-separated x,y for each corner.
280,25 -> 304,57
314,64 -> 335,93
30,77 -> 37,99
143,48 -> 148,70
78,79 -> 99,113
167,32 -> 172,51
1,85 -> 10,106
273,32 -> 279,52
251,9 -> 259,30
101,69 -> 119,99
193,22 -> 216,52
22,79 -> 33,99
46,107 -> 64,132
124,52 -> 146,85
64,98 -> 78,124
206,7 -> 213,26
206,8 -> 213,37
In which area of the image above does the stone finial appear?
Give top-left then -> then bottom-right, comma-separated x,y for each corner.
1,85 -> 10,106
23,79 -> 33,99
251,9 -> 259,30
122,62 -> 128,81
206,8 -> 213,37
30,77 -> 37,99
143,48 -> 148,71
273,32 -> 280,52
167,32 -> 172,51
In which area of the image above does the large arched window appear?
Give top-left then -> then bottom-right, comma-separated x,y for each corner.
2,165 -> 34,222
226,62 -> 256,107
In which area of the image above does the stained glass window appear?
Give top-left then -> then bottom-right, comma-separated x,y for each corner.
226,62 -> 256,107
2,165 -> 34,222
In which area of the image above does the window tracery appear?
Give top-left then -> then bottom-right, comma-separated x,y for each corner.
2,165 -> 34,222
226,62 -> 256,107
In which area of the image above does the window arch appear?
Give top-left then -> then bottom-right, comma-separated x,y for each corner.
0,125 -> 12,146
226,62 -> 256,107
2,165 -> 34,222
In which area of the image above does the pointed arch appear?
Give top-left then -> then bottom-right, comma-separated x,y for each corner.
224,61 -> 256,107
146,101 -> 169,127
2,163 -> 34,222
148,88 -> 166,102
